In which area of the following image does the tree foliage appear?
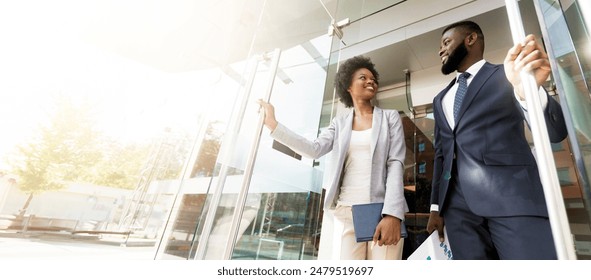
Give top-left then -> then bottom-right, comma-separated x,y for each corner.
13,96 -> 102,194
84,139 -> 151,189
11,95 -> 153,193
10,94 -> 205,217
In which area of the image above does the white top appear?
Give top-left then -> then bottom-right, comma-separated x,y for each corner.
337,129 -> 372,206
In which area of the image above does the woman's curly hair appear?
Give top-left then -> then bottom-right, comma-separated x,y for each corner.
334,56 -> 379,108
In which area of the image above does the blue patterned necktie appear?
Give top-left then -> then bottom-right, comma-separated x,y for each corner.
453,72 -> 471,121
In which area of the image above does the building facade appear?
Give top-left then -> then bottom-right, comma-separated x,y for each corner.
152,0 -> 591,260
1,0 -> 589,260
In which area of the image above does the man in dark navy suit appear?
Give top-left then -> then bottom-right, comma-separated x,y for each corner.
426,21 -> 568,259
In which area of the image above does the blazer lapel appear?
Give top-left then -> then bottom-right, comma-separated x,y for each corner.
338,110 -> 354,160
455,62 -> 497,126
371,107 -> 383,157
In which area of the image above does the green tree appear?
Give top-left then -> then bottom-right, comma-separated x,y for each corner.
84,139 -> 151,189
10,94 -> 198,218
12,95 -> 102,216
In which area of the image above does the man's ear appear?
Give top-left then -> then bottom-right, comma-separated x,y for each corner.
467,32 -> 477,46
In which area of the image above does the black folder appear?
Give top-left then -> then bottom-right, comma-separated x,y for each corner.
351,202 -> 408,243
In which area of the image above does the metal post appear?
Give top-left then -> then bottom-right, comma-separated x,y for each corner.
193,55 -> 261,260
505,0 -> 577,260
223,48 -> 281,259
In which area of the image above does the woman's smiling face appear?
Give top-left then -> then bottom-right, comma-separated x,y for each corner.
348,68 -> 378,101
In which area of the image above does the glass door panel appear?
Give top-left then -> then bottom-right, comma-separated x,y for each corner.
225,2 -> 337,260
231,40 -> 333,260
156,0 -> 338,260
534,0 -> 591,259
154,59 -> 247,260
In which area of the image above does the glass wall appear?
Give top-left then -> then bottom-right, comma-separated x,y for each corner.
155,0 -> 337,260
534,0 -> 591,259
0,0 -> 224,259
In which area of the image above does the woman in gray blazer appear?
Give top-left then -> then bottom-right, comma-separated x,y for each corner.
258,56 -> 408,260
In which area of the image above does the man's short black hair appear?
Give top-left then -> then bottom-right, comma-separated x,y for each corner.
334,56 -> 379,108
442,20 -> 484,41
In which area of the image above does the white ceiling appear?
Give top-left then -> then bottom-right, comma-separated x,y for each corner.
79,0 -> 541,87
336,0 -> 542,86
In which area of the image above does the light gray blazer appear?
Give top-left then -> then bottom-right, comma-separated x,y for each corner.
270,106 -> 408,220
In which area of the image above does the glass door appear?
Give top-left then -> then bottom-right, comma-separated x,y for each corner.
155,0 -> 338,260
533,0 -> 591,260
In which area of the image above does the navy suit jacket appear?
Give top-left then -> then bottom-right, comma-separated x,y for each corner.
430,62 -> 567,217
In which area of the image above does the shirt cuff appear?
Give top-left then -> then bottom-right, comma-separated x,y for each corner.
515,86 -> 548,111
430,204 -> 439,212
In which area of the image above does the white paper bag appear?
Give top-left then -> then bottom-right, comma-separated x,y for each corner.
407,228 -> 453,260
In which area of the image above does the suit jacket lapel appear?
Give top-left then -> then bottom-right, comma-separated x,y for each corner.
435,79 -> 455,132
455,62 -> 497,126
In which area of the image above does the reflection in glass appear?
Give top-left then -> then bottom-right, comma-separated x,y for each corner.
535,0 -> 591,259
154,0 -> 336,260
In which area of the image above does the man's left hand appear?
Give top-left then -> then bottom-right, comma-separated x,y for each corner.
503,34 -> 551,100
